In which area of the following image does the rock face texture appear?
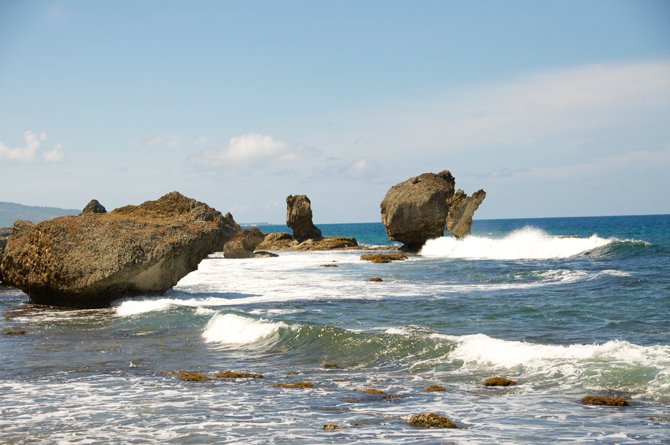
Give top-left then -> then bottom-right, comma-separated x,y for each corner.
380,171 -> 456,251
380,170 -> 486,249
406,413 -> 458,428
446,189 -> 486,239
81,199 -> 107,215
223,228 -> 265,258
209,212 -> 241,253
286,195 -> 322,242
0,192 -> 225,308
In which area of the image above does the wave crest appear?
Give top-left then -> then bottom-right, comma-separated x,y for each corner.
421,227 -> 614,259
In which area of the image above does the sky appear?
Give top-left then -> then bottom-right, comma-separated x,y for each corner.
1,0 -> 669,224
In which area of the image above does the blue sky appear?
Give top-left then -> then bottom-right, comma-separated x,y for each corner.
1,0 -> 669,223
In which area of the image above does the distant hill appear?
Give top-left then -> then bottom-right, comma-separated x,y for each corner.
0,201 -> 80,228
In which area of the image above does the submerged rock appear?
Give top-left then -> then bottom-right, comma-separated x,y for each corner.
484,377 -> 517,387
215,372 -> 264,379
286,195 -> 322,242
581,396 -> 629,406
223,228 -> 265,259
367,277 -> 383,282
407,413 -> 458,428
361,389 -> 385,394
272,382 -> 314,388
424,385 -> 446,392
179,372 -> 212,382
0,192 -> 225,308
324,363 -> 338,368
446,189 -> 486,239
323,423 -> 343,430
5,330 -> 27,335
360,253 -> 407,263
380,171 -> 455,251
81,199 -> 107,215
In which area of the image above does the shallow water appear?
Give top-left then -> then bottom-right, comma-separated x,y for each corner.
2,215 -> 670,443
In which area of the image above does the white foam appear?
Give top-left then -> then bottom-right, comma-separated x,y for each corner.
115,299 -> 176,316
443,333 -> 670,372
202,313 -> 286,345
420,227 -> 614,260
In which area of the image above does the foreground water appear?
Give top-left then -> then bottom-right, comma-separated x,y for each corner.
1,215 -> 669,444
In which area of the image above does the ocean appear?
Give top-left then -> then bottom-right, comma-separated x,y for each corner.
1,215 -> 669,444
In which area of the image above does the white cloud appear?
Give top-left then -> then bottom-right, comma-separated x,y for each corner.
193,133 -> 319,168
44,143 -> 65,163
339,157 -> 382,179
0,131 -> 65,163
140,136 -> 167,147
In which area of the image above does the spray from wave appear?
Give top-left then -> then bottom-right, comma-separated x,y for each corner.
421,227 -> 614,260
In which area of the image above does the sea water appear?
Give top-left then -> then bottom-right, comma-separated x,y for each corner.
1,215 -> 669,444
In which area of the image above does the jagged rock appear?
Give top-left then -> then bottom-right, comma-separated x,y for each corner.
446,189 -> 486,239
81,199 -> 107,215
223,228 -> 265,259
257,232 -> 296,250
380,171 -> 455,251
407,413 -> 458,428
484,377 -> 517,387
209,212 -> 241,253
253,251 -> 279,258
581,396 -> 628,407
0,192 -> 225,308
381,171 -> 486,249
286,195 -> 322,242
0,238 -> 6,283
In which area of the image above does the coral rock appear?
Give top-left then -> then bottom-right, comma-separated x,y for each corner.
1,192 -> 225,308
484,377 -> 517,387
286,195 -> 322,242
406,412 -> 458,428
581,396 -> 629,406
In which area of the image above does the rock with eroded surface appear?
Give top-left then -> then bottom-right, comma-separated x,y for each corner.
0,192 -> 225,308
223,228 -> 265,258
446,189 -> 486,239
286,195 -> 322,242
380,171 -> 455,251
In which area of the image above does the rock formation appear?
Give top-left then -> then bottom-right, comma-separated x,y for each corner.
81,199 -> 107,215
406,413 -> 458,428
446,189 -> 486,239
0,192 -> 225,308
209,212 -> 241,253
0,237 -> 6,283
223,228 -> 265,258
256,232 -> 358,251
257,232 -> 296,250
380,170 -> 486,250
286,195 -> 322,242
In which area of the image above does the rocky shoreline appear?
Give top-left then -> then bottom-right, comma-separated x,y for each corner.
0,170 -> 488,308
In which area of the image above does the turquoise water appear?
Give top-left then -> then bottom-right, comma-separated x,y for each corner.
1,215 -> 669,443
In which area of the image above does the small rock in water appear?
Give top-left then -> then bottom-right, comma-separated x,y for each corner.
324,363 -> 338,368
178,373 -> 212,382
406,412 -> 458,428
320,264 -> 338,267
581,396 -> 628,406
361,389 -> 384,394
360,253 -> 408,263
424,385 -> 446,392
368,277 -> 383,282
5,330 -> 27,335
484,377 -> 517,387
323,423 -> 343,430
272,382 -> 314,388
215,372 -> 264,379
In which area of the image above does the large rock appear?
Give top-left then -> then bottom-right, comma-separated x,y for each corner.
446,189 -> 486,239
223,228 -> 265,258
286,195 -> 322,242
380,171 -> 455,251
209,212 -> 241,253
257,232 -> 297,250
81,199 -> 107,215
0,192 -> 225,308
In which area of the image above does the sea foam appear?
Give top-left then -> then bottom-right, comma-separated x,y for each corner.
421,227 -> 613,259
202,313 -> 286,345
